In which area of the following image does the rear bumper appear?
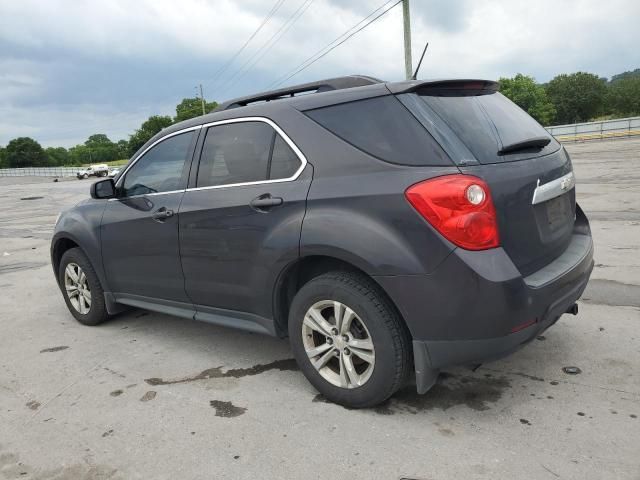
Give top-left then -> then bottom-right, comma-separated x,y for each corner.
414,261 -> 590,365
374,210 -> 593,393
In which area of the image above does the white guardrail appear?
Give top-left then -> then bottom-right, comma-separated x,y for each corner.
0,166 -> 79,177
546,116 -> 640,142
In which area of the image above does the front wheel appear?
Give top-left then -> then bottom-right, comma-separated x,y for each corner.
288,271 -> 412,408
58,247 -> 109,326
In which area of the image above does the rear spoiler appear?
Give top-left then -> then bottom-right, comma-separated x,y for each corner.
386,79 -> 499,95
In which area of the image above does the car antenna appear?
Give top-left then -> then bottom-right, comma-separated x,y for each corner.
411,42 -> 429,80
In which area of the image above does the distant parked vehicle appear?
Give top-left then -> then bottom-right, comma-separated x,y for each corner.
77,164 -> 109,179
108,167 -> 121,178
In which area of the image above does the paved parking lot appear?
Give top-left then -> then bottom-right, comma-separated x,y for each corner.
1,139 -> 639,480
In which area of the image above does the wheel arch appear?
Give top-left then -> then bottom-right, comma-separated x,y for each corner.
272,254 -> 410,340
51,231 -> 108,292
51,235 -> 81,285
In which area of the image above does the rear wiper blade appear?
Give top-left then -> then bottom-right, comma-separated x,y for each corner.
498,136 -> 551,155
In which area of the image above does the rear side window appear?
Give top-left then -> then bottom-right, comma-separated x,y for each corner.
408,91 -> 559,164
197,122 -> 273,187
197,121 -> 303,187
304,96 -> 451,166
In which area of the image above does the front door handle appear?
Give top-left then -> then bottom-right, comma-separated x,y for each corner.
250,195 -> 283,211
152,207 -> 174,222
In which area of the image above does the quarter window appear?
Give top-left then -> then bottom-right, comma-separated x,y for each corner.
121,131 -> 194,197
197,121 -> 302,188
305,95 -> 451,166
269,134 -> 300,179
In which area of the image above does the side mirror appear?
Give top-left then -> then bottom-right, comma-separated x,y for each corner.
90,178 -> 116,199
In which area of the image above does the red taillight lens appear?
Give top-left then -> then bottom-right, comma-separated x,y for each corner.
405,175 -> 500,250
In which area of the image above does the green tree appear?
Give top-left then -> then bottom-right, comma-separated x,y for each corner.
610,68 -> 640,83
128,115 -> 173,156
116,139 -> 129,159
83,133 -> 119,162
0,146 -> 7,168
174,97 -> 218,123
5,137 -> 48,167
606,76 -> 640,117
68,145 -> 92,165
85,134 -> 113,149
545,72 -> 607,124
499,74 -> 556,125
45,147 -> 70,166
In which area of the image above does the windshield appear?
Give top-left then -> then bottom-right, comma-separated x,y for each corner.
401,91 -> 559,164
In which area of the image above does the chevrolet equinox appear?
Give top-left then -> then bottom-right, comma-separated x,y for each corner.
51,75 -> 594,408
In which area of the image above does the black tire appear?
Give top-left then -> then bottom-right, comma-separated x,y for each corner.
288,271 -> 412,408
58,247 -> 109,326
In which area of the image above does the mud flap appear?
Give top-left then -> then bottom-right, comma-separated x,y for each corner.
413,341 -> 440,394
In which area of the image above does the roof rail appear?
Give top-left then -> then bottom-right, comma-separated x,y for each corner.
215,75 -> 383,111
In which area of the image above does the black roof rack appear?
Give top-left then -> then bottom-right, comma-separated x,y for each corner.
215,75 -> 383,111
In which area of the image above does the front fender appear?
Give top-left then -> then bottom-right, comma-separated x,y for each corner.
51,200 -> 108,290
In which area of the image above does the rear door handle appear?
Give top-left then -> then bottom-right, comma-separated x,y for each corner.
152,207 -> 174,221
250,195 -> 283,211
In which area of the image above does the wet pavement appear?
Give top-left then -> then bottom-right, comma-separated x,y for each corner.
0,139 -> 639,479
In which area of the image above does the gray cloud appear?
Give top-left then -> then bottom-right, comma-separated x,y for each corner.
0,0 -> 638,147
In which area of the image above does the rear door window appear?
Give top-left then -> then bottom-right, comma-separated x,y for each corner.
197,121 -> 303,187
304,96 -> 451,166
197,122 -> 273,188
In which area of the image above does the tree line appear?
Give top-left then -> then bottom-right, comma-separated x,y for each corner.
0,97 -> 218,169
499,68 -> 640,126
1,68 -> 639,169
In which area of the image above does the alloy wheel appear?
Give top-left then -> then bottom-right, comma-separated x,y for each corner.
64,262 -> 92,314
301,300 -> 375,389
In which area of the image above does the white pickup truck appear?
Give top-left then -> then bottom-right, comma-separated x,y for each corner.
76,164 -> 109,179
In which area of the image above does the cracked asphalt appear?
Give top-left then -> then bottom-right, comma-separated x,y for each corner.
1,138 -> 639,480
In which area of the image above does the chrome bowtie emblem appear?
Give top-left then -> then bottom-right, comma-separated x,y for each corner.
531,172 -> 575,205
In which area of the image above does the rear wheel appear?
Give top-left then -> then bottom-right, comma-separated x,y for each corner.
58,248 -> 109,326
288,271 -> 411,408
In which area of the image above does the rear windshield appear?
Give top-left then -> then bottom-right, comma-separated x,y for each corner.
304,96 -> 452,166
400,91 -> 559,164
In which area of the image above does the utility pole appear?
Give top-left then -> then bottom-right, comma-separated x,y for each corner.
199,84 -> 206,115
402,0 -> 412,80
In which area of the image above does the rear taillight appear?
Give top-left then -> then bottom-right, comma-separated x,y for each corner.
405,175 -> 500,250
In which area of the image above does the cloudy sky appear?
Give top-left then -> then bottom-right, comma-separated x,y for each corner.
1,0 -> 638,148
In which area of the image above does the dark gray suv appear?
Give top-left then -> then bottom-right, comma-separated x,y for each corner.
51,75 -> 594,408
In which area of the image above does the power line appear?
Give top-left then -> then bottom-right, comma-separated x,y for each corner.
270,0 -> 402,89
214,0 -> 314,99
268,0 -> 399,89
215,0 -> 313,97
208,0 -> 286,90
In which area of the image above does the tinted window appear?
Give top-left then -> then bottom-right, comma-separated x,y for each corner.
416,92 -> 559,164
122,131 -> 194,197
269,134 -> 301,179
197,122 -> 273,187
305,96 -> 451,166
